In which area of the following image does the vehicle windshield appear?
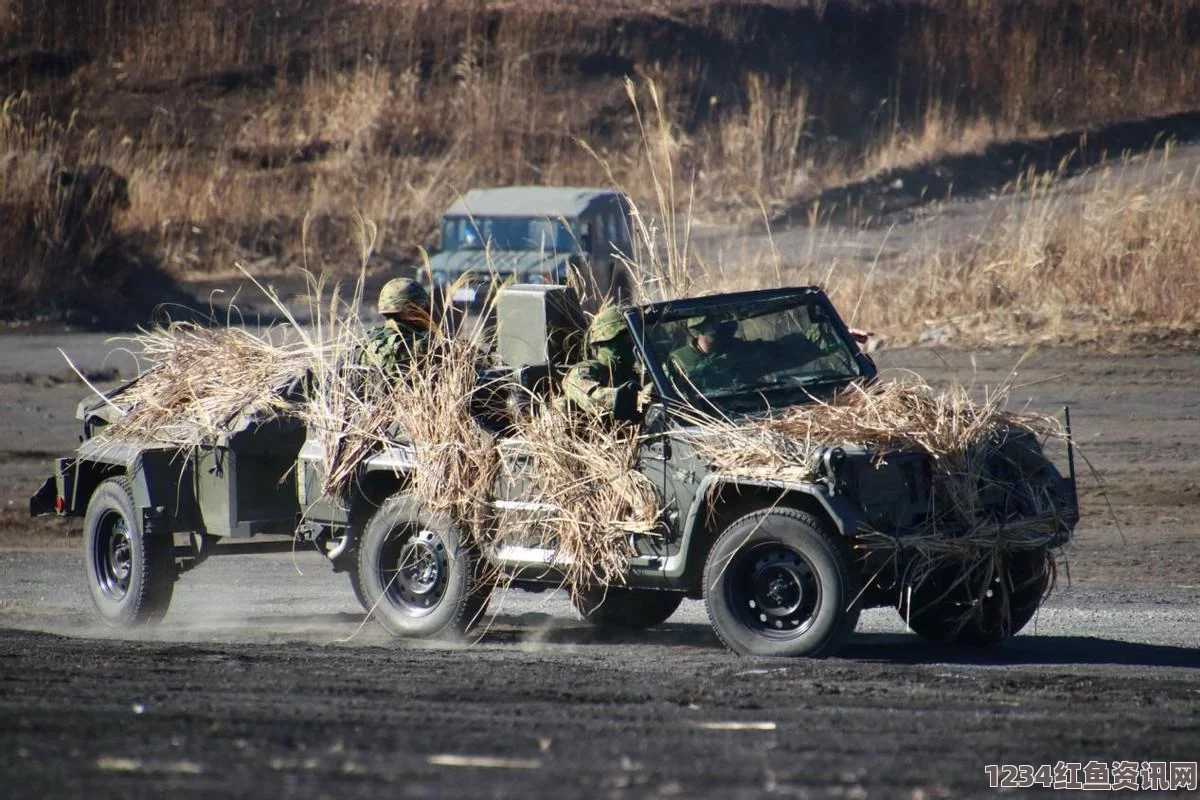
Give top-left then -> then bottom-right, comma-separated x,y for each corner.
641,293 -> 864,407
441,216 -> 579,252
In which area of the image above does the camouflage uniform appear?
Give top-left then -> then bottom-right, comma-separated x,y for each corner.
560,307 -> 644,423
359,278 -> 432,380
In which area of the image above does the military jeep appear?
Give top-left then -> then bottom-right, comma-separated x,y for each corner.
299,284 -> 1078,657
423,186 -> 635,308
31,284 -> 1078,658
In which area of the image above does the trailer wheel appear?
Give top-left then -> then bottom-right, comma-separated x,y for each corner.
83,477 -> 175,627
358,494 -> 489,638
573,587 -> 682,630
704,508 -> 860,658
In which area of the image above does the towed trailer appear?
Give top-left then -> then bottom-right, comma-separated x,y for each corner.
31,388 -> 309,626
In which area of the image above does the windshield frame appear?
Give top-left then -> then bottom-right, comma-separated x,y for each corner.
626,287 -> 876,413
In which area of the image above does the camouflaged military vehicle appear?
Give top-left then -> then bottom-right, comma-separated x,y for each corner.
31,284 -> 1078,658
422,186 -> 635,308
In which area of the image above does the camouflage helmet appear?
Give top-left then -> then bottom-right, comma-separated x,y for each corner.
587,307 -> 628,346
378,277 -> 429,315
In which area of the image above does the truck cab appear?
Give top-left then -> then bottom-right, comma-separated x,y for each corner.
423,186 -> 636,309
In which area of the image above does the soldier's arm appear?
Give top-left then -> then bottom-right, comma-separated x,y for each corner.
563,362 -> 628,415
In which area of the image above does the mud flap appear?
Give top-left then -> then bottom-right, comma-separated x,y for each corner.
29,477 -> 58,517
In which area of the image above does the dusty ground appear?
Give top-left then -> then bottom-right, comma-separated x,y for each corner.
1,332 -> 1198,797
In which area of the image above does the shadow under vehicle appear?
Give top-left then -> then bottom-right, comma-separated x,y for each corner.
31,285 -> 1079,658
422,186 -> 636,310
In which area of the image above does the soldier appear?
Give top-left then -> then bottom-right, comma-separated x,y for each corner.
668,314 -> 827,393
668,315 -> 743,392
360,277 -> 434,379
560,306 -> 648,424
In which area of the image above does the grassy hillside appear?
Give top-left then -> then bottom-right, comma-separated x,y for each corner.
2,0 -> 1198,339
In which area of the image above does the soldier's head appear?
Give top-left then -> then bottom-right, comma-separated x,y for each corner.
587,307 -> 633,372
377,277 -> 431,330
687,314 -> 736,355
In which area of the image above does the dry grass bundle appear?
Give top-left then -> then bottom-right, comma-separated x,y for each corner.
281,251 -> 657,591
97,323 -> 310,447
291,270 -> 497,532
495,407 -> 662,590
344,332 -> 496,530
684,377 -> 1059,486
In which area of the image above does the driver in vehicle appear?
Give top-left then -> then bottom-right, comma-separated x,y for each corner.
668,314 -> 826,393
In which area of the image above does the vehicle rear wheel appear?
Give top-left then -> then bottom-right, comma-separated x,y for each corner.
573,587 -> 682,630
704,508 -> 860,658
83,477 -> 175,627
901,547 -> 1051,645
358,494 -> 490,638
347,560 -> 369,612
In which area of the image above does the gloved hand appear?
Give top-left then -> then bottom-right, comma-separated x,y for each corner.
637,383 -> 654,411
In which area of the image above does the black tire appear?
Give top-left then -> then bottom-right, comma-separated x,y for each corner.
901,547 -> 1051,645
341,518 -> 370,612
347,559 -> 370,612
703,508 -> 861,658
573,587 -> 683,630
83,477 -> 175,628
358,494 -> 490,638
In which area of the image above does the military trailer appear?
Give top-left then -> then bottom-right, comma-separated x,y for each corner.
30,390 -> 307,627
423,186 -> 636,309
31,284 -> 1079,658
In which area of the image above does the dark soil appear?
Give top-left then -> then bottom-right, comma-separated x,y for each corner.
2,626 -> 1197,799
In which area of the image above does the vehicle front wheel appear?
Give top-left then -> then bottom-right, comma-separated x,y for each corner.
901,547 -> 1051,645
704,508 -> 860,657
358,494 -> 490,638
573,587 -> 683,630
83,477 -> 176,627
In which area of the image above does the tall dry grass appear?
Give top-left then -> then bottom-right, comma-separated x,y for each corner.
3,0 -> 1199,339
829,154 -> 1200,345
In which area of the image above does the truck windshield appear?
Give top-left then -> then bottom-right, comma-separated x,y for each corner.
441,216 -> 579,252
642,294 -> 863,404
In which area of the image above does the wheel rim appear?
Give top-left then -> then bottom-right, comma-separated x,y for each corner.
727,542 -> 821,638
381,528 -> 448,617
92,509 -> 133,602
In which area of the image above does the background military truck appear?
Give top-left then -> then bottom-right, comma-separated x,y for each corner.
422,186 -> 636,309
32,284 -> 1078,658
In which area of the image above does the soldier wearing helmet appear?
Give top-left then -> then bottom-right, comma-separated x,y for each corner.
559,306 -> 649,423
668,312 -> 829,394
360,277 -> 433,378
667,314 -> 747,391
